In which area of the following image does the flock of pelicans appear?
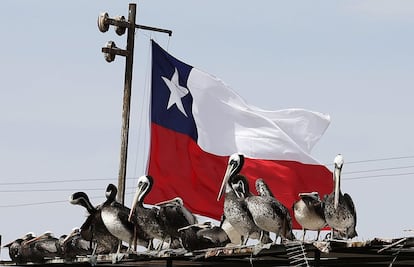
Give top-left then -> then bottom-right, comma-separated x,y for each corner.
3,153 -> 357,263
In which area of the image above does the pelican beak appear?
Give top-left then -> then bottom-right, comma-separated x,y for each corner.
62,229 -> 78,246
129,182 -> 147,222
334,177 -> 340,209
2,240 -> 15,248
178,222 -> 211,232
334,164 -> 342,210
177,225 -> 191,232
155,197 -> 179,206
25,233 -> 45,245
217,160 -> 235,201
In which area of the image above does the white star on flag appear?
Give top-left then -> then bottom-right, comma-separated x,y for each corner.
162,68 -> 189,117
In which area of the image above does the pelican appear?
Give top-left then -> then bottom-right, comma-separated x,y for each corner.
217,153 -> 264,245
70,191 -> 119,254
324,154 -> 357,239
100,183 -> 150,251
156,196 -> 198,249
293,192 -> 326,241
61,227 -> 91,260
22,231 -> 62,262
128,175 -> 166,250
3,232 -> 36,263
178,221 -> 230,251
246,178 -> 295,243
246,179 -> 295,243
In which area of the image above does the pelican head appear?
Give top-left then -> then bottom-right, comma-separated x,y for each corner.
105,183 -> 117,201
69,191 -> 95,214
217,153 -> 245,201
128,175 -> 153,222
23,232 -> 36,240
334,154 -> 344,169
299,192 -> 321,205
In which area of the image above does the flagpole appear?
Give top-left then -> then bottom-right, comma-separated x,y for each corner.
98,3 -> 172,205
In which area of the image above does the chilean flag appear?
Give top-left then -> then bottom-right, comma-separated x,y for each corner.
146,40 -> 333,228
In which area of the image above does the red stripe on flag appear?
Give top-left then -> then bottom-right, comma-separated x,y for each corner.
147,123 -> 333,229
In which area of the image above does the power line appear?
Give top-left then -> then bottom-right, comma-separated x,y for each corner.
344,165 -> 414,175
0,191 -> 135,208
324,155 -> 414,166
344,172 -> 414,181
346,155 -> 414,164
0,186 -> 138,193
0,177 -> 115,186
0,199 -> 69,208
0,188 -> 105,193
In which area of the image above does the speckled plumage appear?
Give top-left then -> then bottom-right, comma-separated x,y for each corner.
129,175 -> 167,249
248,178 -> 294,242
223,181 -> 262,244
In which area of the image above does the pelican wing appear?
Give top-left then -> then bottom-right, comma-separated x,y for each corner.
269,199 -> 289,218
314,202 -> 326,220
343,193 -> 357,223
36,240 -> 59,254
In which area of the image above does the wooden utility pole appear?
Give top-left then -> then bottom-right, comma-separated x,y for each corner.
117,3 -> 136,205
98,3 -> 172,204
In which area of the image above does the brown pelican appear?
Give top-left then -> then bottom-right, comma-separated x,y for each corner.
156,196 -> 198,249
246,178 -> 295,243
3,232 -> 36,263
217,153 -> 265,245
128,175 -> 166,250
100,184 -> 151,251
324,154 -> 357,239
293,192 -> 326,241
61,227 -> 92,260
178,221 -> 230,251
70,191 -> 119,254
22,231 -> 62,262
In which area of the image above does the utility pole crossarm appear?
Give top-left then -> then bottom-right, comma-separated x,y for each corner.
136,24 -> 172,36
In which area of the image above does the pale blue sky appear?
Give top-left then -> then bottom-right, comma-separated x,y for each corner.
1,1 -> 414,259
